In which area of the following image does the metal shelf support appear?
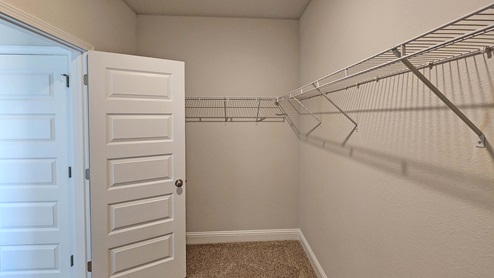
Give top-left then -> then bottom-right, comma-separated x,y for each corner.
256,98 -> 261,122
223,99 -> 228,122
291,97 -> 322,136
392,48 -> 485,148
275,100 -> 302,136
313,83 -> 359,146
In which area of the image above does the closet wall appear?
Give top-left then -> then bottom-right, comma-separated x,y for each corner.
1,0 -> 137,54
299,0 -> 494,277
137,16 -> 300,231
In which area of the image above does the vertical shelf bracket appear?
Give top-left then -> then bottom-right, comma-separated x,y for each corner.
223,98 -> 228,122
313,83 -> 358,146
291,97 -> 322,136
276,100 -> 302,136
256,98 -> 261,122
392,48 -> 486,148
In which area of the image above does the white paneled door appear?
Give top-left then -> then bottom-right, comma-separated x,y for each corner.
0,55 -> 72,278
88,51 -> 186,278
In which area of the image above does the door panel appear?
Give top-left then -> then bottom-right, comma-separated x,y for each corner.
0,55 -> 71,278
88,51 -> 185,278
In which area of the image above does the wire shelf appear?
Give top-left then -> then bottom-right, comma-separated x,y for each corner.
185,97 -> 285,122
279,3 -> 494,101
185,4 -> 492,146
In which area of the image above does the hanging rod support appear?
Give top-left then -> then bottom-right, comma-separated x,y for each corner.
392,48 -> 485,148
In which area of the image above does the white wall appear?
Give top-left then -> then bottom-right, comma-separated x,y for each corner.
1,0 -> 137,54
137,16 -> 300,231
299,0 -> 494,277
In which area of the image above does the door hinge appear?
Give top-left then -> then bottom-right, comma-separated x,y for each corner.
62,74 -> 70,88
68,167 -> 72,178
87,261 -> 92,272
85,168 -> 90,180
70,255 -> 74,267
83,74 -> 88,86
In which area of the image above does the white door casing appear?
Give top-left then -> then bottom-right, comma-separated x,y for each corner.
87,51 -> 186,278
0,55 -> 72,278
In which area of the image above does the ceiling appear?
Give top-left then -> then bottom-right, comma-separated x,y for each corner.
122,0 -> 312,19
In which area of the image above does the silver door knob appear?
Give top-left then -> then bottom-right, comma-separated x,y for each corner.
175,179 -> 184,188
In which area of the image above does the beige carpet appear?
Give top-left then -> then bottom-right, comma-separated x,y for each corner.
186,240 -> 317,278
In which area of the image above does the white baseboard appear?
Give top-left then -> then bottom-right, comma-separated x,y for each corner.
186,228 -> 300,244
298,230 -> 327,278
186,228 -> 327,278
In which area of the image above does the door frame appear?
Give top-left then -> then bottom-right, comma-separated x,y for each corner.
0,2 -> 93,52
0,3 -> 94,278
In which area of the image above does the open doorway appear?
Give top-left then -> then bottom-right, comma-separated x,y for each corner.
0,7 -> 187,277
0,18 -> 88,278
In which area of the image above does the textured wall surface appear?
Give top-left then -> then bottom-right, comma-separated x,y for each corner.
2,0 -> 137,54
298,0 -> 494,277
138,16 -> 300,231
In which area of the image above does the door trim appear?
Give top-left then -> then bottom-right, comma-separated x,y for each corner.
0,2 -> 93,51
72,52 -> 91,278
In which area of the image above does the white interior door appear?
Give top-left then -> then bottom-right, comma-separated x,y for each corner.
0,55 -> 72,278
88,51 -> 186,278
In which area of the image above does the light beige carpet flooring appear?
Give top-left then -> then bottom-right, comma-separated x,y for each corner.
186,240 -> 317,278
